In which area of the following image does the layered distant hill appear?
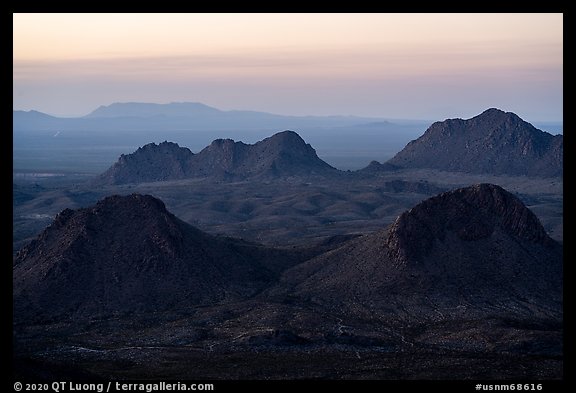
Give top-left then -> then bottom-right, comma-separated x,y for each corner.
13,194 -> 303,322
14,102 -> 432,173
95,109 -> 563,184
384,108 -> 563,177
84,102 -> 222,118
95,131 -> 337,184
13,102 -> 381,132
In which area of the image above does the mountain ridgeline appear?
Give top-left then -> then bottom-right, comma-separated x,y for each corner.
93,108 -> 562,185
14,102 -> 382,132
385,108 -> 563,177
95,131 -> 337,184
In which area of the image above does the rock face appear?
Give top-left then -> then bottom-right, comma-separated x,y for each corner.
94,131 -> 337,185
189,130 -> 336,179
96,141 -> 195,185
278,184 -> 562,321
13,194 -> 300,322
387,108 -> 563,177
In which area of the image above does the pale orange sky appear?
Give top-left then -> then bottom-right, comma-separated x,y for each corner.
13,13 -> 563,121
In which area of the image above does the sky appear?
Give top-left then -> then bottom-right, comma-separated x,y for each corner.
13,13 -> 563,122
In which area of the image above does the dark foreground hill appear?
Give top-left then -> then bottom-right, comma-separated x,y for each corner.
94,130 -> 337,185
385,108 -> 563,177
277,183 -> 562,322
13,194 -> 303,322
13,185 -> 563,379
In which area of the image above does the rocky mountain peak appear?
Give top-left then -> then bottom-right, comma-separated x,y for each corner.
475,107 -> 519,121
385,183 -> 553,264
91,193 -> 169,216
387,109 -> 563,177
50,194 -> 171,231
249,130 -> 336,176
13,194 -> 301,321
254,130 -> 315,158
142,140 -> 182,150
15,194 -> 187,265
209,138 -> 236,147
277,183 -> 561,326
266,130 -> 307,145
94,142 -> 194,185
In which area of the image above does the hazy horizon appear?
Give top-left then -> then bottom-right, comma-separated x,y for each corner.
12,101 -> 566,127
13,13 -> 562,122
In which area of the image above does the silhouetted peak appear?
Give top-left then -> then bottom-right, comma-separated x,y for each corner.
48,194 -> 175,232
159,140 -> 181,147
271,130 -> 303,140
386,184 -> 553,264
13,193 -> 294,321
263,130 -> 308,148
246,131 -> 336,175
137,141 -> 188,152
92,193 -> 168,214
13,109 -> 57,120
477,107 -> 506,117
208,138 -> 247,150
258,131 -> 319,159
14,193 -> 188,268
96,141 -> 195,185
84,102 -> 221,118
471,108 -> 523,125
210,138 -> 234,146
387,109 -> 562,177
124,141 -> 192,161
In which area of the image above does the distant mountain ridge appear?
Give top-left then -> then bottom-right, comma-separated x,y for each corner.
14,102 -> 382,132
385,108 -> 563,177
15,105 -> 562,178
95,131 -> 337,184
84,102 -> 221,118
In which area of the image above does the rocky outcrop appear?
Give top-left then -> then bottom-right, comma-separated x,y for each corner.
13,194 -> 301,322
95,141 -> 194,185
387,108 -> 563,177
94,131 -> 337,185
277,183 -> 562,321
